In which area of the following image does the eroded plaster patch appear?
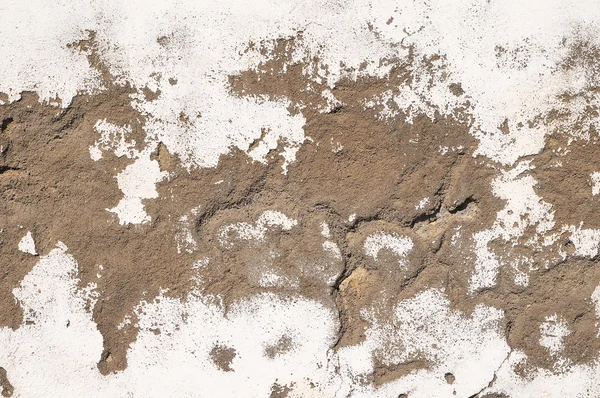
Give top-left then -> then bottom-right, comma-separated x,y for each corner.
0,249 -> 519,397
4,0 -> 600,395
470,162 -> 556,291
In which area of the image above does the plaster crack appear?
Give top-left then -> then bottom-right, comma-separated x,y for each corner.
470,349 -> 512,398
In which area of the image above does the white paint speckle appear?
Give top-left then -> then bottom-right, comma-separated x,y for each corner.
364,231 -> 413,267
322,240 -> 342,261
320,222 -> 331,239
18,231 -> 37,256
415,197 -> 430,210
218,210 -> 297,248
539,314 -> 570,357
89,146 -> 103,161
592,286 -> 600,319
565,224 -> 600,258
591,172 -> 600,196
90,120 -> 139,161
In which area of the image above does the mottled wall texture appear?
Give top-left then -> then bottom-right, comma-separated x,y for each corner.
2,1 -> 600,397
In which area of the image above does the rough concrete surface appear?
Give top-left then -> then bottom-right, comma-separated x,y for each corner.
2,0 -> 600,397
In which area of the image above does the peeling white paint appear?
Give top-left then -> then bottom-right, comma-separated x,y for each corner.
0,1 -> 101,106
0,246 -> 335,397
0,243 -> 104,396
107,148 -> 168,226
470,162 -> 555,291
7,243 -> 600,396
333,289 -> 509,398
539,314 -> 570,357
18,231 -> 37,256
565,224 -> 600,258
368,0 -> 600,166
484,350 -> 600,397
364,231 -> 413,267
592,172 -> 600,196
90,120 -> 138,161
415,197 -> 430,210
4,0 -> 600,395
3,0 -> 600,172
218,210 -> 297,248
0,248 -> 517,397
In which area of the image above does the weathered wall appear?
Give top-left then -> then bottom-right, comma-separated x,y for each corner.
2,0 -> 600,397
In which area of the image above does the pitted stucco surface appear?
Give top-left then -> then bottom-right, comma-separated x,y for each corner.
2,1 -> 600,397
